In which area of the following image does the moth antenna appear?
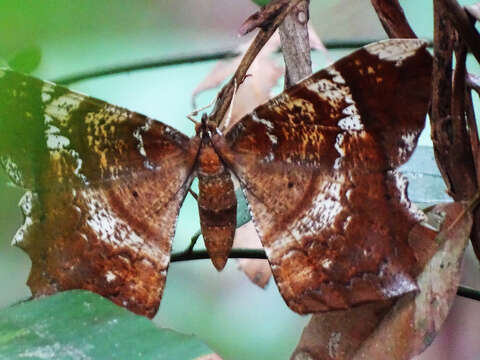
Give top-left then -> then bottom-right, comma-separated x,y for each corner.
187,113 -> 199,124
187,94 -> 218,124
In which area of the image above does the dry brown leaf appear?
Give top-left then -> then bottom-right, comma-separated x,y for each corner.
233,221 -> 272,288
291,202 -> 473,360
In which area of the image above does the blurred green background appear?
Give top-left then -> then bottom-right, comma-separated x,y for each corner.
1,1 -> 480,359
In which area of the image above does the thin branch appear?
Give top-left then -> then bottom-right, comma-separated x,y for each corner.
439,0 -> 480,64
457,285 -> 480,301
209,0 -> 303,126
239,0 -> 289,35
170,248 -> 480,302
53,50 -> 238,85
370,0 -> 417,38
278,0 -> 312,88
171,248 -> 266,262
50,39 -> 434,86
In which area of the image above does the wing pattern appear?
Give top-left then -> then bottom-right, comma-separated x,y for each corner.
215,39 -> 432,313
0,69 -> 198,317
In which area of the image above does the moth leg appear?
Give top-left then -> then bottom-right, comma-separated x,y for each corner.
186,230 -> 202,253
188,188 -> 198,201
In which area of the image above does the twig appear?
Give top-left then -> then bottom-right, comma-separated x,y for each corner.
457,285 -> 480,301
209,0 -> 303,127
53,50 -> 238,85
239,0 -> 289,35
169,248 -> 480,302
439,0 -> 480,64
49,39 -> 434,86
171,248 -> 266,262
370,0 -> 417,38
188,189 -> 198,201
278,0 -> 312,88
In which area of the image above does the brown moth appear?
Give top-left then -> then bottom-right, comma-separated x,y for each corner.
0,39 -> 432,318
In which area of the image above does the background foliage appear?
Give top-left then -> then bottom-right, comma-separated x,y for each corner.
1,1 -> 480,359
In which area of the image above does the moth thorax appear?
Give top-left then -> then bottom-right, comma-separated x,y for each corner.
197,144 -> 237,271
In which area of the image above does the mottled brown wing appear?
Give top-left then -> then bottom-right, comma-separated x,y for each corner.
0,69 -> 198,318
214,39 -> 432,314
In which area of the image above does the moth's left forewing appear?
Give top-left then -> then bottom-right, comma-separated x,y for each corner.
214,39 -> 432,314
0,69 -> 198,318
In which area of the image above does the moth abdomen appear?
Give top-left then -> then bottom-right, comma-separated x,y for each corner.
197,142 -> 237,271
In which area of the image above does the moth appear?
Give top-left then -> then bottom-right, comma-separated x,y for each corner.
0,39 -> 432,318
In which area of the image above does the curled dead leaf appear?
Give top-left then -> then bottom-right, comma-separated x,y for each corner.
291,202 -> 473,360
233,221 -> 272,288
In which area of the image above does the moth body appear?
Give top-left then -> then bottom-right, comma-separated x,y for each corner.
196,120 -> 237,271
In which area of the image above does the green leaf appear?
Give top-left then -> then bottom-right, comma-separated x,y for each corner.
7,46 -> 42,74
251,0 -> 271,7
0,290 -> 215,360
236,188 -> 251,227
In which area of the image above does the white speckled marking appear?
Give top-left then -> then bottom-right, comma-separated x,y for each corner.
334,133 -> 345,170
269,176 -> 345,258
133,118 -> 152,158
380,264 -> 417,297
45,93 -> 83,127
105,271 -> 117,282
307,67 -> 364,168
41,82 -> 55,103
267,133 -> 278,145
327,67 -> 346,85
398,132 -> 417,162
251,112 -> 274,129
12,192 -> 35,246
321,258 -> 333,269
365,39 -> 424,67
46,125 -> 70,150
328,332 -> 342,358
0,156 -> 24,186
83,191 -> 168,267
